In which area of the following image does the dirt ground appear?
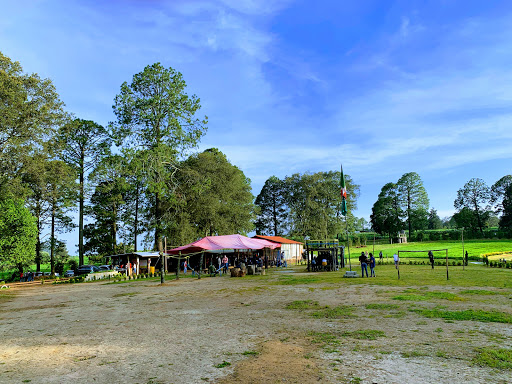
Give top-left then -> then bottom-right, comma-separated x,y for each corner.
1,269 -> 512,384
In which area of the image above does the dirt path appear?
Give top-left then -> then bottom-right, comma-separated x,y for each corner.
1,271 -> 511,384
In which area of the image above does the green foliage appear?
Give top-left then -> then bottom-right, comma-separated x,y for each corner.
170,148 -> 255,241
255,176 -> 288,236
0,198 -> 37,270
397,172 -> 429,234
284,171 -> 360,239
499,183 -> 512,232
428,208 -> 443,230
55,118 -> 111,265
491,175 -> 512,215
454,178 -> 492,233
84,155 -> 131,256
111,62 -> 207,250
0,51 -> 65,194
371,182 -> 403,238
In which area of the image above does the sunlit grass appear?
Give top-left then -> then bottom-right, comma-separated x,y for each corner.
271,264 -> 512,289
411,308 -> 512,323
473,348 -> 512,369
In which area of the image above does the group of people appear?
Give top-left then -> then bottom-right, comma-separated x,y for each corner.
359,252 -> 376,277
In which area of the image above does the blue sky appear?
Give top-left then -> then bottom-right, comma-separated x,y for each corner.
2,1 -> 511,250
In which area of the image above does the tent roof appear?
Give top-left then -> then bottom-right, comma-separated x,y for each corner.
167,234 -> 281,255
253,235 -> 303,245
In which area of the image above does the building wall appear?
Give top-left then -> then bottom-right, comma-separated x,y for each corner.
281,243 -> 304,264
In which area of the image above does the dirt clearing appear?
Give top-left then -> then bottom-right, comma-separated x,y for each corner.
1,269 -> 512,384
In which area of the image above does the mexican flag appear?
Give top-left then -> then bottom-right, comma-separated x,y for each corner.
340,165 -> 348,216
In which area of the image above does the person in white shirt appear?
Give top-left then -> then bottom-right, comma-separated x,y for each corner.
393,253 -> 399,269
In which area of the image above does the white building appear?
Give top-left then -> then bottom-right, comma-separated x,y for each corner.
253,236 -> 304,265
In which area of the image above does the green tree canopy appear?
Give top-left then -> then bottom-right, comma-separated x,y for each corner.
171,148 -> 255,242
55,118 -> 111,265
454,178 -> 491,232
499,183 -> 512,231
427,208 -> 443,230
491,175 -> 512,215
370,182 -> 403,239
111,63 -> 207,251
0,198 -> 37,272
397,172 -> 429,234
284,171 -> 359,239
255,176 -> 288,236
0,51 -> 65,195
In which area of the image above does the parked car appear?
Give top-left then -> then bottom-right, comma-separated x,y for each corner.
76,265 -> 100,275
43,272 -> 59,277
64,270 -> 75,277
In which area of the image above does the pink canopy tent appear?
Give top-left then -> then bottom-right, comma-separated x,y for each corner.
167,234 -> 280,255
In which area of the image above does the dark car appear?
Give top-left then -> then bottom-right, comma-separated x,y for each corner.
76,265 -> 100,275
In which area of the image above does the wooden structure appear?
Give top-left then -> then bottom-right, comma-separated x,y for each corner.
305,239 -> 344,272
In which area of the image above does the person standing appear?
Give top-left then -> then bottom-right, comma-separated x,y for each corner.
183,260 -> 188,274
393,253 -> 399,269
465,251 -> 469,266
369,253 -> 376,277
428,250 -> 434,269
359,252 -> 368,278
379,251 -> 383,264
222,255 -> 229,274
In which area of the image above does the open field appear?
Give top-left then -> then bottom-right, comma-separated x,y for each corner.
346,239 -> 512,262
1,264 -> 512,384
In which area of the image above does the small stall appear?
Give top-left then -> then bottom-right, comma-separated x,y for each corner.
167,234 -> 281,276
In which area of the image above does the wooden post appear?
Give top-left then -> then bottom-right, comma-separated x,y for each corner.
198,252 -> 204,279
397,250 -> 400,279
462,228 -> 465,271
176,252 -> 180,280
446,249 -> 449,280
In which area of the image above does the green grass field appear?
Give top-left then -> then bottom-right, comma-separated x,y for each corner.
271,262 -> 512,288
347,239 -> 512,262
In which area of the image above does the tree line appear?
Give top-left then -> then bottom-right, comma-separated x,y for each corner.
254,172 -> 360,240
370,172 -> 512,240
0,52 -> 257,274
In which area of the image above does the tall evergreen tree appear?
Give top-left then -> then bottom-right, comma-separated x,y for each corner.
499,184 -> 512,231
454,178 -> 491,232
427,208 -> 442,229
55,118 -> 111,266
255,176 -> 287,236
173,148 -> 255,240
491,175 -> 512,215
370,182 -> 403,240
397,172 -> 429,235
111,63 -> 207,252
0,51 -> 65,196
84,155 -> 129,256
284,171 -> 359,239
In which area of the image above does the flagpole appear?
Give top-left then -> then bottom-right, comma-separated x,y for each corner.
340,164 -> 351,271
346,217 -> 351,271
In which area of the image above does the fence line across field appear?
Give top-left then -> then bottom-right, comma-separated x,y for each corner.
398,249 -> 449,280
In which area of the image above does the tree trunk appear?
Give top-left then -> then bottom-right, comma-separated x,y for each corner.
154,191 -> 163,252
35,217 -> 41,272
134,184 -> 139,252
79,156 -> 85,266
51,202 -> 56,275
